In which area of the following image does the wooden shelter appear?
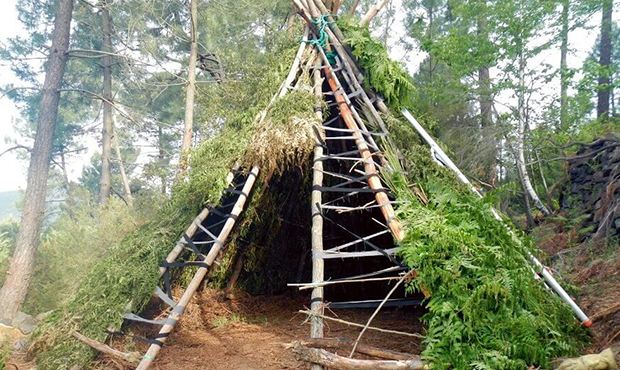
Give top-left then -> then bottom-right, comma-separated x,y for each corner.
75,1 -> 591,369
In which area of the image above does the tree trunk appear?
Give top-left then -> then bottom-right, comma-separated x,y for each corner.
360,0 -> 390,27
0,0 -> 74,322
477,2 -> 496,186
559,0 -> 569,130
158,124 -> 167,194
113,124 -> 133,206
348,0 -> 360,15
178,0 -> 198,178
60,149 -> 70,189
516,49 -> 550,216
381,1 -> 393,47
597,0 -> 613,120
98,0 -> 114,204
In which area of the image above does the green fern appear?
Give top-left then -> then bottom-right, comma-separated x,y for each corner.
380,113 -> 588,369
337,18 -> 415,108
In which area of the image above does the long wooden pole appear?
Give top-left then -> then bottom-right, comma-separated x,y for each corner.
136,166 -> 259,370
310,58 -> 325,370
324,66 -> 403,241
292,338 -> 417,361
400,109 -> 592,327
292,343 -> 425,370
158,170 -> 236,277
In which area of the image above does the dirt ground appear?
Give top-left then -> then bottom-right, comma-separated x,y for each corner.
139,289 -> 423,370
535,222 -> 620,353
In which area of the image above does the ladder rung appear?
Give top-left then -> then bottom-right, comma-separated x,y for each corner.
320,247 -> 398,259
329,298 -> 422,309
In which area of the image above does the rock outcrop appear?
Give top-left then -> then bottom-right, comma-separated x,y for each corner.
562,135 -> 620,240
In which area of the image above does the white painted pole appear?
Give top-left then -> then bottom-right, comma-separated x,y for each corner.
401,109 -> 591,327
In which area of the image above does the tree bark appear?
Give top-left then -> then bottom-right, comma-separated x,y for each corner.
477,1 -> 496,186
516,49 -> 550,216
597,0 -> 613,120
98,0 -> 114,204
178,0 -> 198,178
0,0 -> 74,322
113,124 -> 132,206
559,0 -> 569,130
348,0 -> 360,15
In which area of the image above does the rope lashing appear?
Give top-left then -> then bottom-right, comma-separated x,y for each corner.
306,15 -> 337,65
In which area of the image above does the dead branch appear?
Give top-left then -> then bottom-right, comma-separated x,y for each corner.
527,143 -> 620,166
0,145 -> 30,158
350,270 -> 414,357
299,310 -> 423,338
289,338 -> 418,361
591,302 -> 620,323
348,0 -> 360,15
291,342 -> 425,370
72,331 -> 140,365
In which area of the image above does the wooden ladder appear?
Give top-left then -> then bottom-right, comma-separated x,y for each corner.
116,166 -> 259,369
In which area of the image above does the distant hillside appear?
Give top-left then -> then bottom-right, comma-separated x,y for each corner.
0,190 -> 20,221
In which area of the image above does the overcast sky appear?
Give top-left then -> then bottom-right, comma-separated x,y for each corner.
0,0 -> 611,193
0,0 -> 25,192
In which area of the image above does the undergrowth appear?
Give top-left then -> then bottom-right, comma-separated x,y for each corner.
382,113 -> 588,369
24,192 -> 141,314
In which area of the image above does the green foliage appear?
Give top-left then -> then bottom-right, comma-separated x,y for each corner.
24,191 -> 141,314
0,341 -> 9,370
32,28 -> 307,369
381,114 -> 588,369
0,234 -> 10,285
32,125 -> 252,370
338,18 -> 415,108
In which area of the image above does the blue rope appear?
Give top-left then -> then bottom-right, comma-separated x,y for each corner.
306,15 -> 337,65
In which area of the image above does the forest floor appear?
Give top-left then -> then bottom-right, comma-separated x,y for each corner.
534,222 -> 620,353
103,288 -> 424,370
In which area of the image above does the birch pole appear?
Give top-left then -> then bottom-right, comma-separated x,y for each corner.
178,0 -> 198,178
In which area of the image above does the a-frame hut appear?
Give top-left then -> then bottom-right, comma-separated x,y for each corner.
34,1 -> 592,369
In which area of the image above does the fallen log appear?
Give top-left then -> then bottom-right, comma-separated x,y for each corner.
72,331 -> 140,365
291,342 -> 426,370
291,338 -> 418,361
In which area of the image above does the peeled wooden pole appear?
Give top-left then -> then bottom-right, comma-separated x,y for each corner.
136,166 -> 259,370
324,66 -> 403,241
311,0 -> 364,81
292,343 -> 425,370
292,338 -> 418,361
400,109 -> 592,327
158,170 -> 236,277
310,59 -> 326,370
